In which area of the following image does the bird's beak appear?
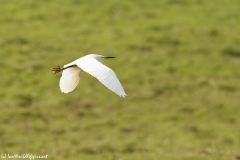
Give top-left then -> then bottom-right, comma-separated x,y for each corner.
102,56 -> 115,59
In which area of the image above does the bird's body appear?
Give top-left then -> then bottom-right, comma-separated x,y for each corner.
52,54 -> 126,97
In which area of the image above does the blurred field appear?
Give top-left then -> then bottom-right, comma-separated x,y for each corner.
1,0 -> 240,159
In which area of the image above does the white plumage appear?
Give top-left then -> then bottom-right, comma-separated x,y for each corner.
60,65 -> 83,93
52,54 -> 126,97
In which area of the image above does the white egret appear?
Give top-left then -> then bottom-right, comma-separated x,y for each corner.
52,54 -> 126,97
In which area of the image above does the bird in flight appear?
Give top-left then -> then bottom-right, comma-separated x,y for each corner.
52,54 -> 126,97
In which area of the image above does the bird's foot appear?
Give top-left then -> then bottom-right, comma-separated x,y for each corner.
51,65 -> 64,75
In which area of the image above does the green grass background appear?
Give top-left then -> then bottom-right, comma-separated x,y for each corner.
1,0 -> 240,159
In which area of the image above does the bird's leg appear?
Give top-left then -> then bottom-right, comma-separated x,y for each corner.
51,65 -> 77,75
51,65 -> 63,75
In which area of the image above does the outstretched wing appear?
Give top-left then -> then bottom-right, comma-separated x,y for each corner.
75,58 -> 126,97
60,65 -> 83,93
